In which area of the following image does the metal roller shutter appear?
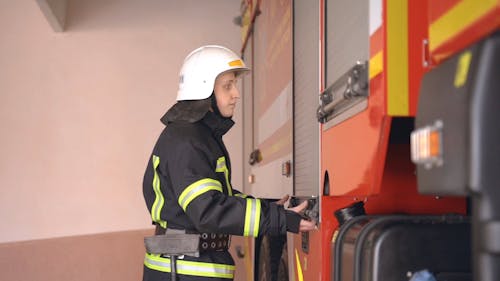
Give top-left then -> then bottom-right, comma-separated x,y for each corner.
293,0 -> 320,196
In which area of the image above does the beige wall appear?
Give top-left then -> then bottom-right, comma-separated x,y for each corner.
0,229 -> 151,281
0,0 -> 243,243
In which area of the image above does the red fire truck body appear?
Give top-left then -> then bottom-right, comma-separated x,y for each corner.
230,1 -> 500,280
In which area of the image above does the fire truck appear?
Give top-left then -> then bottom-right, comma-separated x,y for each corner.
229,0 -> 500,280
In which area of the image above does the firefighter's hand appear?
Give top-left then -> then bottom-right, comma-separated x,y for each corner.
275,194 -> 290,206
299,218 -> 317,232
289,199 -> 307,213
290,200 -> 317,232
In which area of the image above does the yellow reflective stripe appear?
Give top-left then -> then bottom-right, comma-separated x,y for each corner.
243,198 -> 261,237
144,253 -> 235,279
429,0 -> 497,52
454,51 -> 472,88
387,0 -> 409,116
228,59 -> 244,67
151,155 -> 166,228
369,51 -> 383,79
295,249 -> 304,281
178,179 -> 223,211
215,157 -> 233,196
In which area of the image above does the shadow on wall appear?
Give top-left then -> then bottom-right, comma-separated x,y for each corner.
0,229 -> 153,281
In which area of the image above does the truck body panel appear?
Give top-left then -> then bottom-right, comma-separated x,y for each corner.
233,0 -> 499,280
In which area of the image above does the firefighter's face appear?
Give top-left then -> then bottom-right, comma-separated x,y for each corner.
213,71 -> 240,118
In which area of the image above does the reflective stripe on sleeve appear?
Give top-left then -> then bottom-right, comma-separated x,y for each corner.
144,253 -> 235,279
151,155 -> 167,228
215,157 -> 233,196
244,198 -> 261,237
178,179 -> 223,211
234,193 -> 248,198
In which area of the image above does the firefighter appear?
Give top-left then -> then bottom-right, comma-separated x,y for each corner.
142,45 -> 316,281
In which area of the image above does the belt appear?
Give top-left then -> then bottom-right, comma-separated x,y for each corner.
154,226 -> 230,252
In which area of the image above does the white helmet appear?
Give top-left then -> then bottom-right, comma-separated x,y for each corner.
176,45 -> 249,101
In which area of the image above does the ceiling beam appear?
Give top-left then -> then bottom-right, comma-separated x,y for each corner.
35,0 -> 67,32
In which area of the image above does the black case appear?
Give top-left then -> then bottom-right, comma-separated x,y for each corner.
332,215 -> 471,281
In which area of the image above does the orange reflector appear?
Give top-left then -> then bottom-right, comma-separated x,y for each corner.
228,59 -> 244,67
411,120 -> 443,169
429,131 -> 440,157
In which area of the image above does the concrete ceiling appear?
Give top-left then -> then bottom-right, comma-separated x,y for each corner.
35,0 -> 67,32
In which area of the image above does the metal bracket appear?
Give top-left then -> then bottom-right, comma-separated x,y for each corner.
317,61 -> 369,127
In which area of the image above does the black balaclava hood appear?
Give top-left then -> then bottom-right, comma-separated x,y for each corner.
161,97 -> 211,124
161,91 -> 232,125
210,92 -> 222,117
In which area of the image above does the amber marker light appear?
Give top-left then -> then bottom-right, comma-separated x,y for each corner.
411,120 -> 443,169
